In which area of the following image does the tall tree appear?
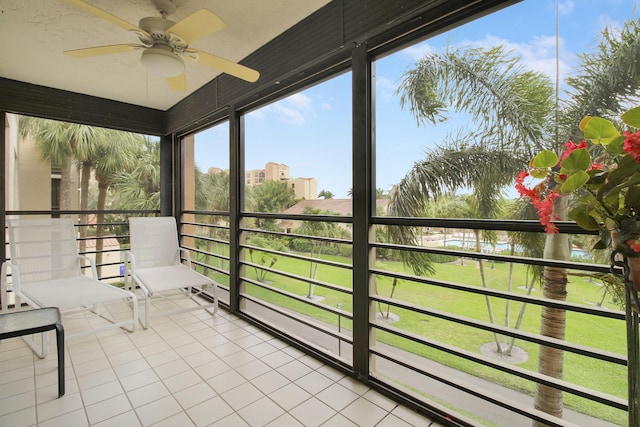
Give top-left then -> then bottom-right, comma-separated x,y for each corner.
247,180 -> 298,229
295,207 -> 341,299
110,138 -> 161,212
196,168 -> 231,272
91,130 -> 142,275
390,20 -> 640,423
318,189 -> 334,199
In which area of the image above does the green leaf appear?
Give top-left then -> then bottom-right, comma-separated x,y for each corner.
621,106 -> 640,128
626,185 -> 640,212
569,207 -> 600,230
583,116 -> 620,145
593,238 -> 609,250
530,168 -> 548,179
531,150 -> 558,168
560,148 -> 591,171
559,170 -> 590,193
605,135 -> 626,156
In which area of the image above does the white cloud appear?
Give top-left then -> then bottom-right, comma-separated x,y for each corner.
272,103 -> 307,125
287,93 -> 312,111
376,75 -> 399,101
558,0 -> 574,15
402,42 -> 434,62
268,93 -> 318,125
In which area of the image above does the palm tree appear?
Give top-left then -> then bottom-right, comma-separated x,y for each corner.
91,131 -> 142,275
390,43 -> 556,419
108,138 -> 160,245
318,189 -> 334,199
390,19 -> 640,423
19,117 -> 142,257
110,138 -> 161,212
196,168 -> 231,272
295,207 -> 341,299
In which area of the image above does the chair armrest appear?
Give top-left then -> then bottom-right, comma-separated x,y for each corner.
124,251 -> 135,269
1,262 -> 22,305
77,255 -> 99,280
179,247 -> 193,268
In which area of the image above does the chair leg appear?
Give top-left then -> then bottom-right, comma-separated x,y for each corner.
55,321 -> 65,397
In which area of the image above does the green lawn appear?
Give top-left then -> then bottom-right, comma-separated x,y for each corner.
200,244 -> 628,425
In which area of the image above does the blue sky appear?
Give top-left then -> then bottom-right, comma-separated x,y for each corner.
195,0 -> 639,199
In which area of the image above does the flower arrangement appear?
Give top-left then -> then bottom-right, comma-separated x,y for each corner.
516,106 -> 640,255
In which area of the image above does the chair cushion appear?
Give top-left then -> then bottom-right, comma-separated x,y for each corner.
134,265 -> 213,294
20,276 -> 132,310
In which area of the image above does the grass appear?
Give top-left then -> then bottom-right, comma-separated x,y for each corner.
198,243 -> 628,425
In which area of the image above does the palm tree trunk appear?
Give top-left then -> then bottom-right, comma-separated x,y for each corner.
385,278 -> 398,319
507,270 -> 537,355
79,160 -> 91,254
506,242 -> 515,343
205,226 -> 215,276
533,196 -> 570,426
95,183 -> 108,278
59,157 -> 73,215
307,242 -> 320,298
475,231 -> 502,352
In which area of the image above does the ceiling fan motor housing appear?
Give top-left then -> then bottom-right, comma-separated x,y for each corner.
138,16 -> 176,39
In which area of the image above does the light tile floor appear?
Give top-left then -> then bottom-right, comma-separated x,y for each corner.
0,304 -> 439,426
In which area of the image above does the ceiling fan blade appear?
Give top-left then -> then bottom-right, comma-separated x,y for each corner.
166,9 -> 225,44
63,0 -> 142,33
191,49 -> 260,82
64,44 -> 138,57
167,74 -> 188,92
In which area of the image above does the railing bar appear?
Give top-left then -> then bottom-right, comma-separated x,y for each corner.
242,227 -> 353,245
181,233 -> 230,246
372,295 -> 626,364
180,245 -> 230,263
372,242 -> 610,274
372,216 -> 596,235
242,212 -> 354,224
190,259 -> 229,277
371,268 -> 625,320
371,325 -> 627,410
181,220 -> 230,230
241,244 -> 353,270
241,261 -> 352,295
371,347 -> 590,426
241,276 -> 353,319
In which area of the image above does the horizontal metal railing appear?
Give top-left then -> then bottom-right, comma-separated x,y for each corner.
3,210 -> 631,425
368,216 -> 630,426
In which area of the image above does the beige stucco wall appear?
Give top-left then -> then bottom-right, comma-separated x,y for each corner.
265,162 -> 290,182
289,177 -> 318,200
6,114 -> 81,212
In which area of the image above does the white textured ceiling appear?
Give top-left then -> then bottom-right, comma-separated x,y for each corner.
0,0 -> 330,110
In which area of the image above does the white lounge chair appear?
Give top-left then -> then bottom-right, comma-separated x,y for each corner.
125,216 -> 218,328
1,218 -> 138,356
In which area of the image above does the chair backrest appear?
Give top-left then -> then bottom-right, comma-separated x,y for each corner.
6,218 -> 82,283
128,217 -> 181,269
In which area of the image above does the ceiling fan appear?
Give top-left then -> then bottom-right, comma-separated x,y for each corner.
62,0 -> 260,90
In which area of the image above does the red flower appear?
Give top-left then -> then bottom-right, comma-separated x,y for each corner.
561,140 -> 587,161
515,170 -> 560,233
623,130 -> 640,162
627,239 -> 640,253
588,163 -> 603,171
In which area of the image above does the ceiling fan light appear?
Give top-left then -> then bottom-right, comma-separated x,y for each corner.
141,45 -> 184,77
